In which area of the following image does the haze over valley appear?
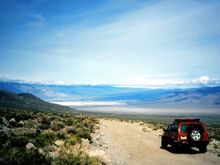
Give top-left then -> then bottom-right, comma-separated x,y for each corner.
1,81 -> 220,117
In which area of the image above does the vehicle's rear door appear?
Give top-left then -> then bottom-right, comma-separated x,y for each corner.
170,124 -> 178,142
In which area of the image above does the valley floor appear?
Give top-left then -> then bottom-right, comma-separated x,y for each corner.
90,119 -> 220,165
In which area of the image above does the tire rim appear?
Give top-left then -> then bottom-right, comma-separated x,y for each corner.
191,130 -> 201,141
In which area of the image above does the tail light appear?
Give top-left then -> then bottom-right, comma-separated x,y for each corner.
179,132 -> 187,141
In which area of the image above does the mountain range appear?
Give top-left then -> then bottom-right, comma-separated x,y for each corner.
0,81 -> 220,108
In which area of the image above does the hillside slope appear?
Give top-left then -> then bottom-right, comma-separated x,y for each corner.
0,90 -> 77,113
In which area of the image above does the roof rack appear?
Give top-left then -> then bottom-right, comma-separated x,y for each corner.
174,118 -> 200,123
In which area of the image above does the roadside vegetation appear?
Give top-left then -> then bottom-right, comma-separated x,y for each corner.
0,107 -> 102,165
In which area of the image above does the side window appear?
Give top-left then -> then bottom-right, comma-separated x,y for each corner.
171,124 -> 178,132
167,125 -> 171,132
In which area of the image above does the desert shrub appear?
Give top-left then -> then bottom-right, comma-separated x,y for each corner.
35,135 -> 49,147
56,131 -> 67,140
42,130 -> 56,139
67,127 -> 76,134
0,108 -> 100,164
82,120 -> 94,132
0,117 -> 3,125
65,135 -> 80,146
39,123 -> 50,130
15,111 -> 34,121
88,117 -> 99,125
65,116 -> 98,141
65,118 -> 74,126
0,131 -> 9,144
9,148 -> 51,165
35,130 -> 56,147
208,128 -> 220,141
53,147 -> 100,165
24,119 -> 39,129
0,157 -> 8,165
9,118 -> 17,127
143,120 -> 168,131
10,136 -> 29,147
48,115 -> 62,122
17,120 -> 25,127
51,121 -> 65,131
40,116 -> 51,125
76,127 -> 92,141
11,128 -> 37,138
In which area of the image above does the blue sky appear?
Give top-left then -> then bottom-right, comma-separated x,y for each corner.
1,0 -> 220,87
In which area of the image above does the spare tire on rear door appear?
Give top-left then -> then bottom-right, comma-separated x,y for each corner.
189,129 -> 202,142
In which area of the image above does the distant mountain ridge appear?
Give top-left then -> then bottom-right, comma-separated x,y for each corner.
0,90 -> 77,113
139,86 -> 220,107
0,81 -> 143,101
0,81 -> 220,108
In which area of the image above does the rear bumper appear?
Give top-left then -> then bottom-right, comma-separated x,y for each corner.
174,140 -> 209,147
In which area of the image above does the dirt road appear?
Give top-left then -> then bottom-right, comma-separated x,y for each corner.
91,119 -> 220,165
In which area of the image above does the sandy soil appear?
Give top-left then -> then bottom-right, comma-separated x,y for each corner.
90,119 -> 220,165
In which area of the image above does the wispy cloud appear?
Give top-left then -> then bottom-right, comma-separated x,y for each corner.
112,76 -> 220,88
52,101 -> 126,107
0,0 -> 220,85
1,75 -> 220,89
25,13 -> 45,28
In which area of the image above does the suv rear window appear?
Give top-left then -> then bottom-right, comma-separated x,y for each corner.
181,124 -> 204,133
